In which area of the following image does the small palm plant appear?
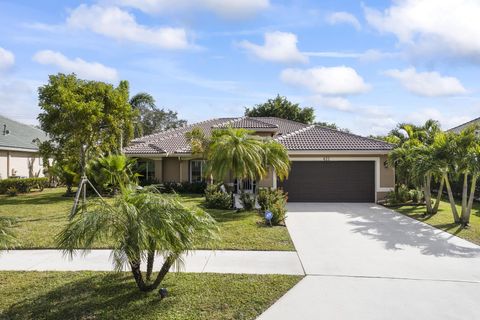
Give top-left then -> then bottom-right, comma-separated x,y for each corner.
0,217 -> 17,250
57,184 -> 218,292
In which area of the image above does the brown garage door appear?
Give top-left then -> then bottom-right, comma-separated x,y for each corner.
279,161 -> 375,202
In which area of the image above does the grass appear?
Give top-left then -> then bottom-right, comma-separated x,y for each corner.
0,188 -> 295,251
0,271 -> 302,320
393,197 -> 480,245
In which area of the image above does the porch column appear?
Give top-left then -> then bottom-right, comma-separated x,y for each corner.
154,159 -> 163,182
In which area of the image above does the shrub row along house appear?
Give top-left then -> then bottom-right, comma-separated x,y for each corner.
124,117 -> 395,202
0,115 -> 47,179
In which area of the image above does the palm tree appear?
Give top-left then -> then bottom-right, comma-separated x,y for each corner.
262,139 -> 290,181
451,126 -> 480,226
207,128 -> 266,188
56,185 -> 217,292
206,128 -> 291,193
88,154 -> 138,194
0,217 -> 17,250
129,92 -> 156,138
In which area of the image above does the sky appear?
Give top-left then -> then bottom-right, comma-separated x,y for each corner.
0,0 -> 479,136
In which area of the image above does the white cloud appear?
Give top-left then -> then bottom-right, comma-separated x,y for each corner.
0,47 -> 15,71
384,67 -> 467,97
327,11 -> 361,30
111,0 -> 269,19
310,95 -> 352,111
364,0 -> 480,60
67,4 -> 190,49
238,32 -> 308,63
33,50 -> 118,82
0,79 -> 40,125
404,107 -> 470,131
280,66 -> 370,95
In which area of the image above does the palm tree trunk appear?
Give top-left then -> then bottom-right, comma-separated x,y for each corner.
130,253 -> 177,292
130,261 -> 149,291
444,173 -> 460,223
148,253 -> 177,291
146,250 -> 155,282
463,174 -> 478,227
432,177 -> 444,214
461,172 -> 468,218
424,174 -> 433,214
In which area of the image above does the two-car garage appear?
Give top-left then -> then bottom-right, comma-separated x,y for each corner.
279,160 -> 376,203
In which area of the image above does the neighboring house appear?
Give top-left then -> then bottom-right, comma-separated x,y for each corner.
448,117 -> 480,134
124,117 -> 395,202
0,115 -> 47,179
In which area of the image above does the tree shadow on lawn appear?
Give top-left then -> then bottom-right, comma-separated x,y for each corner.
342,205 -> 480,258
1,273 -> 178,320
0,192 -> 71,207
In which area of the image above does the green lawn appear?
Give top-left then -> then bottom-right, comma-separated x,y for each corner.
393,198 -> 480,245
0,271 -> 302,320
0,188 -> 294,251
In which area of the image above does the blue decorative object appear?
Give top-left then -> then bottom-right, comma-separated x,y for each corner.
265,210 -> 273,226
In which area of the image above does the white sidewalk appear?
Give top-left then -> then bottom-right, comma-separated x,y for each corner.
0,249 -> 304,275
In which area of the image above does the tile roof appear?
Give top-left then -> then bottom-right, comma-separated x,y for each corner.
447,117 -> 480,133
213,117 -> 278,129
0,115 -> 48,151
276,125 -> 393,151
124,117 -> 393,155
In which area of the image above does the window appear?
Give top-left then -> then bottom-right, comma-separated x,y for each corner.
190,160 -> 204,182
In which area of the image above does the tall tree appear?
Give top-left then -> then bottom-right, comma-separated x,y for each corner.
130,92 -> 186,137
245,95 -> 315,124
38,73 -> 136,180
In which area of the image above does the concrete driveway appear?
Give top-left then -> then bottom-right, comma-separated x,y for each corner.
258,203 -> 480,320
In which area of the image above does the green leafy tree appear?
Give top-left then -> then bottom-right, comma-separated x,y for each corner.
57,185 -> 218,292
245,95 -> 315,124
130,92 -> 187,137
38,73 -> 136,180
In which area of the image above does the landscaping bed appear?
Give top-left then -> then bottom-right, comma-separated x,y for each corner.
393,198 -> 480,245
0,188 -> 295,251
0,271 -> 302,320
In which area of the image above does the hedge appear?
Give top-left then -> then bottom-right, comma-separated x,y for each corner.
0,177 -> 49,194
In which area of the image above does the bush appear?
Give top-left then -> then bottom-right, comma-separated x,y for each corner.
240,192 -> 256,211
205,184 -> 232,209
0,177 -> 48,194
6,186 -> 18,197
258,188 -> 287,225
386,185 -> 423,205
160,181 -> 207,194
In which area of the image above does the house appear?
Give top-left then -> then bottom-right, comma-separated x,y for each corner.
124,117 -> 395,202
0,115 -> 47,179
448,117 -> 480,134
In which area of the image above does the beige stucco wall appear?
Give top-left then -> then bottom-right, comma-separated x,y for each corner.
162,157 -> 180,182
379,154 -> 395,188
154,160 -> 163,181
0,150 -> 44,179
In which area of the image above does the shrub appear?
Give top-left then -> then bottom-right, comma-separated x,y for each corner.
386,185 -> 424,205
6,186 -> 18,197
205,184 -> 232,209
409,188 -> 424,203
258,188 -> 287,225
0,177 -> 48,194
160,181 -> 207,194
240,192 -> 256,211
